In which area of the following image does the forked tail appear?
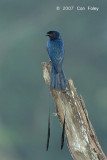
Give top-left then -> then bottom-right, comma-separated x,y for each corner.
50,65 -> 69,90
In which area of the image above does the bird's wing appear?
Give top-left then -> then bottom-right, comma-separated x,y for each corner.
49,40 -> 64,63
47,40 -> 64,72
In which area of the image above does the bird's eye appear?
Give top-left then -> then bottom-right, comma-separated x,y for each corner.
48,31 -> 52,34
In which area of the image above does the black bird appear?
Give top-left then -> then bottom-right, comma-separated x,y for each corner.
46,30 -> 69,90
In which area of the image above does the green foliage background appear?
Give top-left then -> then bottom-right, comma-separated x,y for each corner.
0,0 -> 107,159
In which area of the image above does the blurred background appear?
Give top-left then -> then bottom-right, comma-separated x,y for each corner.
0,0 -> 107,159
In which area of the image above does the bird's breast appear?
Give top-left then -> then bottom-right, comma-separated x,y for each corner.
47,39 -> 64,54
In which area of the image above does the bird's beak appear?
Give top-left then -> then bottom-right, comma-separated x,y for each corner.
45,34 -> 49,36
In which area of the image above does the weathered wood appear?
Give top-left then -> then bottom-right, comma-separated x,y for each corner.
42,62 -> 107,160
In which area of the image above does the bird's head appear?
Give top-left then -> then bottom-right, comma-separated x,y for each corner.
46,31 -> 60,40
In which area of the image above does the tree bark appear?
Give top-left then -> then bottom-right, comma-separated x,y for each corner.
42,62 -> 107,160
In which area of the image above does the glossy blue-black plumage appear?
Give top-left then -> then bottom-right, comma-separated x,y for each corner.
46,31 -> 69,90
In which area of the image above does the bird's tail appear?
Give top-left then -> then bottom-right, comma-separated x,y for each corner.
50,65 -> 69,90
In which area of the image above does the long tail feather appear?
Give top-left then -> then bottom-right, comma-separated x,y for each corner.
46,107 -> 50,151
61,116 -> 65,150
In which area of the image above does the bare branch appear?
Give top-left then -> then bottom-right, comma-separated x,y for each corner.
42,62 -> 107,160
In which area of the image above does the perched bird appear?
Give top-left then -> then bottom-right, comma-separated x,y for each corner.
46,30 -> 69,90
